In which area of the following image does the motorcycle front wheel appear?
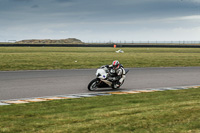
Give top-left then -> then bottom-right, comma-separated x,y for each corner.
88,79 -> 99,91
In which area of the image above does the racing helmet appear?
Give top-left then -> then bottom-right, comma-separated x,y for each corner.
112,60 -> 120,69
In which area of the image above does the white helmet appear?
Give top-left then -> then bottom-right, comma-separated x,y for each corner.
112,60 -> 120,69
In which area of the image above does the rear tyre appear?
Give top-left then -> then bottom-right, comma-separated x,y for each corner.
111,83 -> 119,89
111,80 -> 125,89
88,79 -> 99,91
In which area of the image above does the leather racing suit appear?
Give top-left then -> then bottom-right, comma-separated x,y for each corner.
107,64 -> 126,86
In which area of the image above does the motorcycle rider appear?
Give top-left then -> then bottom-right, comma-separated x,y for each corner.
107,60 -> 126,87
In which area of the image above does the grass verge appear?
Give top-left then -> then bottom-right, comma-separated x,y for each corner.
0,88 -> 200,133
0,47 -> 200,71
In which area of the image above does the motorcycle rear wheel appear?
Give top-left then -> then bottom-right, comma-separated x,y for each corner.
111,83 -> 120,89
88,79 -> 99,91
111,80 -> 125,89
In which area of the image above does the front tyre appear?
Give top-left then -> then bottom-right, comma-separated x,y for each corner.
88,79 -> 99,91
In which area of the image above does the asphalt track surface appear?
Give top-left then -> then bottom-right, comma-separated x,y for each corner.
0,67 -> 199,100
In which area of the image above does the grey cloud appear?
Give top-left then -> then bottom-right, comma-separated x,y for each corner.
10,0 -> 32,2
0,0 -> 200,41
55,0 -> 72,3
31,4 -> 39,8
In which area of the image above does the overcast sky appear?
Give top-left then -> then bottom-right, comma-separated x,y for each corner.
0,0 -> 200,42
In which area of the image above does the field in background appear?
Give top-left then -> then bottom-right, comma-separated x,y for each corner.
0,88 -> 199,132
0,47 -> 200,71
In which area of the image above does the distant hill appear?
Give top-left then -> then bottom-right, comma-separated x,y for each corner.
16,38 -> 83,44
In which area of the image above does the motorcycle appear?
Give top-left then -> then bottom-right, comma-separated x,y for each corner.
88,65 -> 129,91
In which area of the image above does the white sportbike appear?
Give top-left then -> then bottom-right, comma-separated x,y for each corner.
88,66 -> 129,91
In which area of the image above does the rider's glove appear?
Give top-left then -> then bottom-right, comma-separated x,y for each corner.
110,69 -> 115,73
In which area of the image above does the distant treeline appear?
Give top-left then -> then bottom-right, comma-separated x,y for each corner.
16,38 -> 83,44
1,43 -> 200,48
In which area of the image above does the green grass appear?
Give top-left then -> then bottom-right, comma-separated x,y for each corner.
0,47 -> 200,71
0,88 -> 200,133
